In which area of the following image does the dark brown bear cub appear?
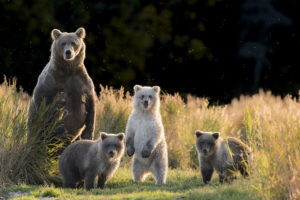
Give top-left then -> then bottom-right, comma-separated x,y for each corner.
59,132 -> 125,190
195,130 -> 251,184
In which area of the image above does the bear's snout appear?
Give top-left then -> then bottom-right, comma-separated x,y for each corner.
108,150 -> 115,158
144,100 -> 149,108
65,50 -> 72,59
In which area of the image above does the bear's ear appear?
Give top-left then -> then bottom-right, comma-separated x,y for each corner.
195,130 -> 203,138
117,133 -> 125,141
75,27 -> 86,39
51,29 -> 62,40
153,86 -> 160,94
134,85 -> 142,93
212,132 -> 220,140
100,132 -> 108,140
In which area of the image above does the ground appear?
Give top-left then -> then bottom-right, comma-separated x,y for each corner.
0,168 -> 259,200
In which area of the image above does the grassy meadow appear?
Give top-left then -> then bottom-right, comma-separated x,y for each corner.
0,79 -> 299,199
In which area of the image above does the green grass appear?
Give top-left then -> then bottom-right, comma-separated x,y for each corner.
0,80 -> 299,199
0,168 -> 259,200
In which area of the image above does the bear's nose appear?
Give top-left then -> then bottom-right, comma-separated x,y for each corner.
109,151 -> 114,157
144,100 -> 148,106
65,50 -> 71,55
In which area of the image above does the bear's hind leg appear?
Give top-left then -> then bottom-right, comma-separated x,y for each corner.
236,155 -> 249,177
62,170 -> 79,188
132,158 -> 149,182
150,160 -> 168,184
63,176 -> 77,188
219,168 -> 236,183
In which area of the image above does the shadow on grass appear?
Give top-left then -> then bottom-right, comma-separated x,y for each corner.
102,170 -> 204,193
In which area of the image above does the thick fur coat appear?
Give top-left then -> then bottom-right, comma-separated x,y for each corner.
125,85 -> 168,184
195,131 -> 251,184
59,132 -> 125,189
27,28 -> 96,140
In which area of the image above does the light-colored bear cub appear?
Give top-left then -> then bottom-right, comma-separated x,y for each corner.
125,85 -> 168,184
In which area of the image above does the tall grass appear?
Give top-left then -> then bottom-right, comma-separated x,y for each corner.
95,85 -> 132,135
0,79 -> 64,187
0,81 -> 299,199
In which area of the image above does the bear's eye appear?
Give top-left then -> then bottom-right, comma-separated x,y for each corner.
148,95 -> 152,99
62,42 -> 66,46
71,42 -> 76,46
141,95 -> 145,99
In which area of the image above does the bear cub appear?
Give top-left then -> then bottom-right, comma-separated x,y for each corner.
59,132 -> 125,190
125,85 -> 168,184
195,131 -> 251,184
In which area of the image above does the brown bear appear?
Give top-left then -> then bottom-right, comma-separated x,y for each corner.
27,27 -> 96,141
195,130 -> 251,184
59,132 -> 125,190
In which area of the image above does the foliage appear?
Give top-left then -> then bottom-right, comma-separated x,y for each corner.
2,0 -> 297,102
0,79 -> 64,186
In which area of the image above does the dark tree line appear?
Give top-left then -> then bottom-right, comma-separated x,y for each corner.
0,0 -> 299,103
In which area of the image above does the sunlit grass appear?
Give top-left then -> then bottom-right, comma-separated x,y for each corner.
0,168 -> 259,200
0,79 -> 64,186
0,80 -> 299,199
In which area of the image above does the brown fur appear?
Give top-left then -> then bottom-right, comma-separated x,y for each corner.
27,27 -> 96,141
59,132 -> 125,190
195,131 -> 251,184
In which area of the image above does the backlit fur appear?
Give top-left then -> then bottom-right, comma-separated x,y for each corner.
59,132 -> 125,190
195,131 -> 251,184
125,85 -> 168,184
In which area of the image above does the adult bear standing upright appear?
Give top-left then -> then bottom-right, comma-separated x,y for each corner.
28,27 -> 96,141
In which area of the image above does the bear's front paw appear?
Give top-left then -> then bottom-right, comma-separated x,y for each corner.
141,148 -> 151,158
127,146 -> 135,157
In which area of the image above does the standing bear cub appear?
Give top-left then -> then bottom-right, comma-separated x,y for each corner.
59,132 -> 125,190
195,131 -> 251,184
125,85 -> 168,184
28,27 -> 96,141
